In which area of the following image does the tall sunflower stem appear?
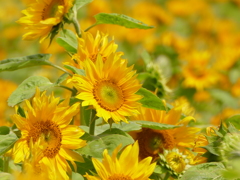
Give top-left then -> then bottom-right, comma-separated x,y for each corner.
59,85 -> 76,94
3,156 -> 9,173
89,110 -> 97,135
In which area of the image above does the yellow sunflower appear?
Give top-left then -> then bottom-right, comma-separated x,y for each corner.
84,142 -> 156,180
65,31 -> 123,69
17,0 -> 74,42
11,89 -> 86,180
181,51 -> 220,90
130,106 -> 200,160
70,54 -> 142,123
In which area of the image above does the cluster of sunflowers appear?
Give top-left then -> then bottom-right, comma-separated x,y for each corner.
1,0 -> 240,180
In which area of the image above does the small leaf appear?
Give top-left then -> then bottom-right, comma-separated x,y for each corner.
17,106 -> 26,118
56,29 -> 78,54
75,156 -> 95,175
0,54 -> 52,72
0,127 -> 10,135
0,133 -> 18,156
75,0 -> 93,10
64,65 -> 85,75
8,76 -> 54,107
180,162 -> 226,180
94,13 -> 154,29
136,88 -> 166,110
225,115 -> 240,130
134,120 -> 179,130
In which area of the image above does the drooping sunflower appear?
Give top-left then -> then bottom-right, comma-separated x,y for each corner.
17,0 -> 74,42
84,142 -> 156,180
130,106 -> 200,160
70,54 -> 142,123
11,89 -> 86,180
65,31 -> 123,69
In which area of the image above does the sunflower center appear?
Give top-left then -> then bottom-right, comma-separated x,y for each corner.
27,120 -> 62,158
93,80 -> 124,111
42,0 -> 64,20
108,174 -> 133,180
166,152 -> 186,173
137,128 -> 175,160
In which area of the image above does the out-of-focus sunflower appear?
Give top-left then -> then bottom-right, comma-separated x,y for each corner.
65,31 -> 123,69
70,54 -> 142,123
17,0 -> 74,42
130,106 -> 200,160
181,51 -> 220,90
11,89 -> 86,180
85,142 -> 156,180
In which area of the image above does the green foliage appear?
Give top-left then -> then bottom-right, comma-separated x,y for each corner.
180,162 -> 226,180
56,29 -> 78,54
77,129 -> 134,159
136,88 -> 166,110
133,120 -> 179,130
0,133 -> 18,156
225,115 -> 240,130
0,127 -> 10,135
94,13 -> 154,29
74,0 -> 93,10
71,172 -> 84,180
55,73 -> 69,85
0,173 -> 12,180
64,65 -> 86,75
0,54 -> 52,72
8,76 -> 54,107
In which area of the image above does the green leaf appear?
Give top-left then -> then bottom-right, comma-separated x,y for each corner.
56,29 -> 78,54
75,0 -> 93,10
136,88 -> 166,110
134,120 -> 179,130
17,106 -> 26,118
0,54 -> 52,72
94,13 -> 154,29
75,156 -> 95,175
71,172 -> 84,180
0,133 -> 18,156
180,162 -> 226,180
64,65 -> 85,75
76,134 -> 134,159
225,115 -> 240,130
0,127 -> 10,135
0,172 -> 12,180
80,121 -> 142,135
8,76 -> 54,107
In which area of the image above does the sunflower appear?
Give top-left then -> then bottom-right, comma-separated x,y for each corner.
17,0 -> 74,42
84,142 -> 156,180
130,106 -> 200,160
70,54 -> 142,123
65,31 -> 123,69
181,51 -> 220,90
11,89 -> 86,180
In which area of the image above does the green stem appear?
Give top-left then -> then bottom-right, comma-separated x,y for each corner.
50,64 -> 73,76
3,156 -> 9,173
59,85 -> 76,94
72,15 -> 81,38
163,172 -> 170,180
89,110 -> 97,135
84,23 -> 98,32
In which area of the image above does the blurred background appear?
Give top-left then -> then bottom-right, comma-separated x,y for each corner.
1,0 -> 240,127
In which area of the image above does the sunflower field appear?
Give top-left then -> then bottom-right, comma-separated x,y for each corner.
1,0 -> 240,179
